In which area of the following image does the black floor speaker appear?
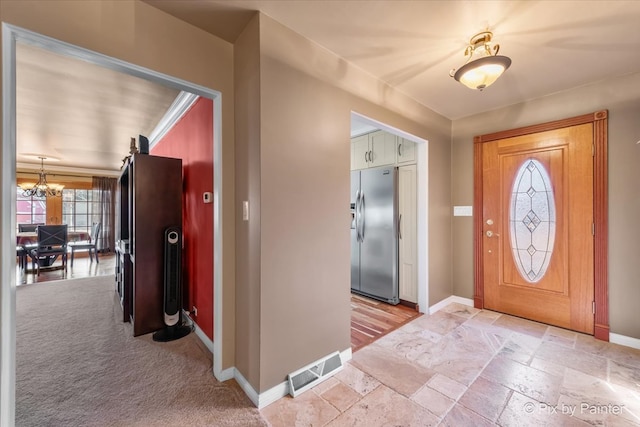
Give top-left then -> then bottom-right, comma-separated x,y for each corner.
153,226 -> 192,342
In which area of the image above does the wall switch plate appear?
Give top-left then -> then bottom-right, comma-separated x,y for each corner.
203,192 -> 213,203
242,201 -> 249,221
453,206 -> 473,217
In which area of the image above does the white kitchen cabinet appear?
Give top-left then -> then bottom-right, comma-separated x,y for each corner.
351,134 -> 369,170
351,130 -> 397,170
398,164 -> 417,303
396,137 -> 416,164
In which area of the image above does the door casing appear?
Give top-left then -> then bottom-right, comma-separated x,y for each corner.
473,111 -> 609,340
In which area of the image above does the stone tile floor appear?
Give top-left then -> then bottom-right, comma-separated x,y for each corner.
260,303 -> 640,426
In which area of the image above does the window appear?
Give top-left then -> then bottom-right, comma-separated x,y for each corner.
16,186 -> 46,228
62,189 -> 96,233
509,159 -> 556,283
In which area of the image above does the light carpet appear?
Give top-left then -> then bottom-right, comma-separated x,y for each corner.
16,275 -> 267,427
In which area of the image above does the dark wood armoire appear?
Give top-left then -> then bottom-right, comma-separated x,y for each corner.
115,153 -> 182,336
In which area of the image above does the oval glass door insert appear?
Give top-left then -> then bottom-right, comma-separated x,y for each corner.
509,159 -> 556,283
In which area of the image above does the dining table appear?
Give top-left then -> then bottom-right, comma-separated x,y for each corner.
17,230 -> 90,246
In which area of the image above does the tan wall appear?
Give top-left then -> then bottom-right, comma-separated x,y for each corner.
234,13 -> 262,389
451,72 -> 640,339
249,15 -> 452,392
0,0 -> 237,368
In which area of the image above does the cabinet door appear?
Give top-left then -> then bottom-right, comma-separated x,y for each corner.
398,165 -> 417,303
369,131 -> 397,167
351,134 -> 369,170
397,137 -> 416,164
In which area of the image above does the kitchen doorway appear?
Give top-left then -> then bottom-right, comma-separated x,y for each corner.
349,112 -> 428,350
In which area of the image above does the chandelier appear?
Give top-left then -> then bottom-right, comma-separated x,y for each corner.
19,157 -> 64,198
450,31 -> 512,90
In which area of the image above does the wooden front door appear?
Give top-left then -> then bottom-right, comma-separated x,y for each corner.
473,111 -> 609,338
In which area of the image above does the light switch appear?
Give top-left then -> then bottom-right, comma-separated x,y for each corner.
453,206 -> 473,217
242,201 -> 249,221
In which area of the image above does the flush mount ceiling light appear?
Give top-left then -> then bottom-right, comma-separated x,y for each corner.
450,31 -> 511,91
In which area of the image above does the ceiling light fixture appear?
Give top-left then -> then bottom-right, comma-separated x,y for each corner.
450,31 -> 511,91
19,157 -> 64,198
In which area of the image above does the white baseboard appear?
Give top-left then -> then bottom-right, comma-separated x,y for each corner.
610,333 -> 640,350
429,295 -> 474,314
233,347 -> 353,409
183,311 -> 214,354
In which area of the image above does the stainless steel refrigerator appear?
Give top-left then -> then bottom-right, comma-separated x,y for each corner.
350,166 -> 399,305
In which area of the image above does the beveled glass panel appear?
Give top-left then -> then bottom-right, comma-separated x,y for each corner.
509,159 -> 556,283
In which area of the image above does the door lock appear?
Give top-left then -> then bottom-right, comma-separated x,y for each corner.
486,230 -> 500,238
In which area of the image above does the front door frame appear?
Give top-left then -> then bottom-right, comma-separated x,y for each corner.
473,111 -> 609,340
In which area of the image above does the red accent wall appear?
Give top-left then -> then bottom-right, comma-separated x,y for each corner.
151,97 -> 214,340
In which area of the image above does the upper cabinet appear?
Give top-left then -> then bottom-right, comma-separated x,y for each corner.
396,137 -> 416,165
351,130 -> 416,170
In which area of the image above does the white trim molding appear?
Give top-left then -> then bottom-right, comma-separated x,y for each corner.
429,295 -> 474,315
184,311 -> 214,354
148,91 -> 199,148
610,333 -> 640,351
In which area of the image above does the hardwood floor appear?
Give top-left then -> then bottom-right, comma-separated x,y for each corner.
16,253 -> 115,286
350,293 -> 421,352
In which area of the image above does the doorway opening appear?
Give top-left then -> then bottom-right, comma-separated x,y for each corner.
349,112 -> 428,351
1,24 -> 224,423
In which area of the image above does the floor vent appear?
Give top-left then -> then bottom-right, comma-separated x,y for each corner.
287,351 -> 343,397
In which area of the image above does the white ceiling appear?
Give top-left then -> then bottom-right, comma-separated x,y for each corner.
15,1 -> 640,173
16,43 -> 180,176
146,0 -> 640,120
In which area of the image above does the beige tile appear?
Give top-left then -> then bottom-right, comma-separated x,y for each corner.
609,359 -> 640,392
499,331 -> 543,365
410,311 -> 467,336
440,404 -> 495,427
458,376 -> 512,422
534,341 -> 608,380
497,391 -> 589,426
334,364 -> 380,397
543,326 -> 578,348
318,381 -> 362,412
411,385 -> 455,417
311,376 -> 339,395
481,355 -> 562,404
374,328 -> 435,361
493,314 -> 548,339
560,366 -> 640,424
413,333 -> 495,386
427,373 -> 467,400
350,344 -> 435,397
530,357 -> 567,378
326,385 -> 439,427
260,389 -> 340,427
439,302 -> 480,319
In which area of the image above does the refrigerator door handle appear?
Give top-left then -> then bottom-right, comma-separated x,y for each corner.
398,214 -> 402,239
359,193 -> 365,241
355,190 -> 361,242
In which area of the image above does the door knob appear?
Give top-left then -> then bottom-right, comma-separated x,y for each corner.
486,230 -> 500,238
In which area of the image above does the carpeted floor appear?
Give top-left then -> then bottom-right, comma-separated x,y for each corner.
16,276 -> 267,427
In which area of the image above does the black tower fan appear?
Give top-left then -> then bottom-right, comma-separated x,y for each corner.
153,227 -> 192,342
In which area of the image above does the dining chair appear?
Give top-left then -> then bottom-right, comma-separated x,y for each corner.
16,246 -> 28,270
69,222 -> 101,267
29,224 -> 68,276
18,223 -> 44,232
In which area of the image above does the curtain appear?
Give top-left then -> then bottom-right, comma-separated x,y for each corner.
91,176 -> 117,252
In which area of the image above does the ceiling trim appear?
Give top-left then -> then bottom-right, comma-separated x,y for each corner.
149,91 -> 200,148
